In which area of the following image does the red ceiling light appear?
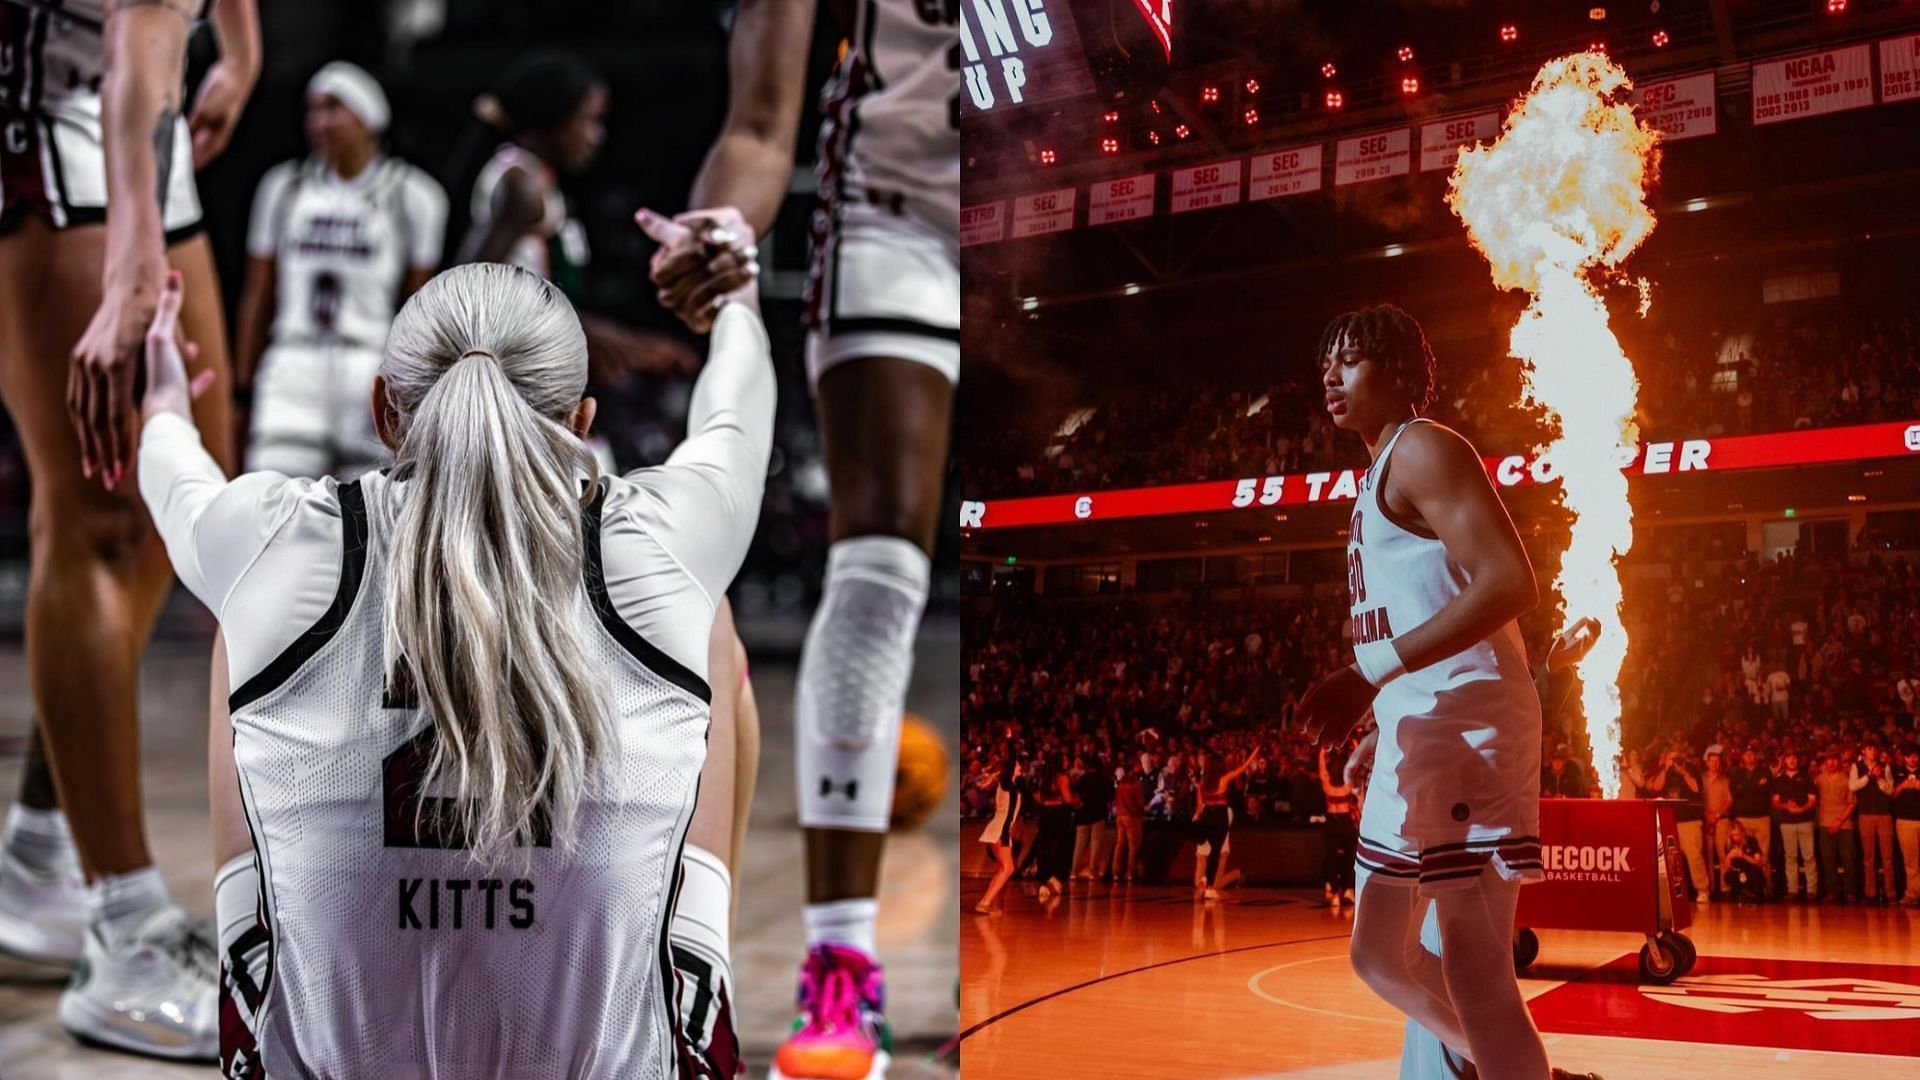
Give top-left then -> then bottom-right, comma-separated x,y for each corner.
1174,123 -> 1192,139
1652,29 -> 1669,47
1148,130 -> 1162,146
1321,62 -> 1337,78
1589,40 -> 1608,53
1499,24 -> 1518,43
1101,136 -> 1119,154
1243,107 -> 1259,126
1149,100 -> 1162,113
1827,0 -> 1847,11
1201,85 -> 1220,104
1325,90 -> 1344,109
1589,6 -> 1607,20
1244,78 -> 1260,94
1397,45 -> 1415,62
1104,110 -> 1120,123
1401,76 -> 1420,95
1038,148 -> 1057,165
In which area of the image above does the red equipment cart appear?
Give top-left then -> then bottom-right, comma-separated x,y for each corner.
1513,797 -> 1697,984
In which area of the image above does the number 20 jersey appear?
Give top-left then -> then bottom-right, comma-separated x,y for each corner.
227,473 -> 710,1079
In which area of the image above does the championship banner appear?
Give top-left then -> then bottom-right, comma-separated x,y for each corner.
1248,144 -> 1324,201
1881,33 -> 1920,105
1632,71 -> 1717,142
1087,172 -> 1157,226
1334,128 -> 1413,186
959,419 -> 1920,531
960,201 -> 1009,246
1009,187 -> 1077,238
1418,112 -> 1500,172
1752,44 -> 1875,126
1169,159 -> 1244,214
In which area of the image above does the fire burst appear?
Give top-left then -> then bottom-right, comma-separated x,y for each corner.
1447,53 -> 1659,798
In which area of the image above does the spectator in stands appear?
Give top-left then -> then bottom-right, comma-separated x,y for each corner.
1072,753 -> 1115,882
1648,747 -> 1711,903
1111,761 -> 1147,884
1852,745 -> 1896,904
1894,745 -> 1920,907
1721,820 -> 1770,903
1619,748 -> 1649,800
1773,750 -> 1818,901
1541,742 -> 1592,798
1814,752 -> 1858,904
1703,746 -> 1733,892
1032,753 -> 1077,900
1731,746 -> 1775,870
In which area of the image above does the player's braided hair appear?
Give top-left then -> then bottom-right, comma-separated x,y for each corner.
1316,304 -> 1437,415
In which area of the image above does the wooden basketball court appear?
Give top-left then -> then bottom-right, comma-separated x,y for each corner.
960,878 -> 1920,1078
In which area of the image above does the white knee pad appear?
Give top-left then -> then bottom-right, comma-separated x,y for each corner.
671,845 -> 740,1078
796,536 -> 931,833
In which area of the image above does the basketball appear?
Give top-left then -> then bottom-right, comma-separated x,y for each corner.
892,714 -> 949,830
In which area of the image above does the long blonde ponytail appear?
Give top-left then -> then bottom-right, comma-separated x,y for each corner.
378,262 -> 609,863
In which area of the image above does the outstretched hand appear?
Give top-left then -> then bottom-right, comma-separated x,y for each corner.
1547,616 -> 1603,673
1299,664 -> 1379,746
141,270 -> 217,426
638,206 -> 760,333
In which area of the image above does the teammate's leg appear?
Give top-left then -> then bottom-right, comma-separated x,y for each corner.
0,728 -> 86,963
1349,870 -> 1472,1059
1432,872 -> 1548,1080
976,842 -> 1014,913
673,599 -> 751,1079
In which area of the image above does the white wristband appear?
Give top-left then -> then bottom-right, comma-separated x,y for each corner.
1354,639 -> 1407,688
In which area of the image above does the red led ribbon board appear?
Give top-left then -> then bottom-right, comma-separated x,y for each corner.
962,421 -> 1920,530
1527,953 -> 1920,1057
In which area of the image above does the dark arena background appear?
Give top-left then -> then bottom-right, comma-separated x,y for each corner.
958,1 -> 1920,1076
0,2 -> 959,1075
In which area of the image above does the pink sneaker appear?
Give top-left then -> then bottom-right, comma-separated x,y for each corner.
769,944 -> 892,1080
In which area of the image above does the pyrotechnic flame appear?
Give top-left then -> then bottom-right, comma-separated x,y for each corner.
1447,53 -> 1660,799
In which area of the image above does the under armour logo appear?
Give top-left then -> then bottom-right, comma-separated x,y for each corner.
820,777 -> 859,800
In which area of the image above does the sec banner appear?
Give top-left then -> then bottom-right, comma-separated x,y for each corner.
1419,112 -> 1500,172
1752,44 -> 1874,125
1088,173 -> 1157,226
1334,128 -> 1412,186
1249,145 -> 1323,201
960,201 -> 1008,247
1632,71 -> 1717,142
1010,187 -> 1076,238
1170,159 -> 1243,214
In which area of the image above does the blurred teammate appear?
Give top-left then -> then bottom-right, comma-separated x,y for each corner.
140,246 -> 771,1076
458,51 -> 694,382
0,0 -> 256,1059
234,61 -> 448,478
652,2 -> 958,1074
1298,305 -> 1551,1080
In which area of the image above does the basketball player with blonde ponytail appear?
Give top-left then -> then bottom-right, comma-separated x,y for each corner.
137,206 -> 772,1077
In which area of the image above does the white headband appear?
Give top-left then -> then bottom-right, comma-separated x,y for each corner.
309,61 -> 390,134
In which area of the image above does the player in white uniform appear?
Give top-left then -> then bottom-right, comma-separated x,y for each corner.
1298,304 -> 1553,1080
137,244 -> 772,1076
652,3 -> 957,1074
0,0 -> 256,1061
235,61 -> 448,479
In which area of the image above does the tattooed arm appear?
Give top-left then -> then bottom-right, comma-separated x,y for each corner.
66,0 -> 195,487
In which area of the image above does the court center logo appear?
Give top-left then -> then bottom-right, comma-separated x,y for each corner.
1641,974 -> 1920,1021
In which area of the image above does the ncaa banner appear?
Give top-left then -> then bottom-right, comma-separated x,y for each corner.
960,201 -> 1008,247
1632,71 -> 1717,141
1881,33 -> 1920,104
1334,128 -> 1412,186
1752,44 -> 1875,125
1418,112 -> 1500,173
1009,187 -> 1077,238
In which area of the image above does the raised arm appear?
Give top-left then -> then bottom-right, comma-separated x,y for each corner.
186,0 -> 261,166
688,0 -> 822,236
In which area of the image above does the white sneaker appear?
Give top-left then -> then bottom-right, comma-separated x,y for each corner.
1203,887 -> 1221,902
59,904 -> 218,1061
0,850 -> 86,965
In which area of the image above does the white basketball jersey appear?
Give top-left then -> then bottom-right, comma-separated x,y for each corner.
249,157 -> 447,349
819,0 -> 959,236
228,474 -> 708,1078
1347,419 -> 1541,879
9,0 -> 205,107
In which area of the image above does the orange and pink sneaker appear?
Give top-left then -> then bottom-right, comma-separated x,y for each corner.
769,943 -> 892,1080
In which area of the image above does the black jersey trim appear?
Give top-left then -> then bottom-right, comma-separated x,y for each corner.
228,478 -> 370,712
581,485 -> 712,704
830,316 -> 961,342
